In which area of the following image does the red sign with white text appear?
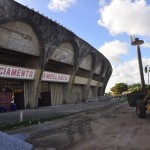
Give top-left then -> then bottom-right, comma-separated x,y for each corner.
0,64 -> 35,80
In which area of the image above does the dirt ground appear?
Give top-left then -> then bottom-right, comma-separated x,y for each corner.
8,101 -> 150,150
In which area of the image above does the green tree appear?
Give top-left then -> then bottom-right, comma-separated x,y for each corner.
145,84 -> 150,89
111,83 -> 128,96
128,83 -> 142,93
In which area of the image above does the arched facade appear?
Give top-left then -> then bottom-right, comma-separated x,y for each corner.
0,21 -> 40,56
50,42 -> 74,64
0,0 -> 112,109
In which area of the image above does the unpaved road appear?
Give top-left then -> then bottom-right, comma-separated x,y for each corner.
8,101 -> 150,150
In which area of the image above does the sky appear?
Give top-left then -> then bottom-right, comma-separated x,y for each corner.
14,0 -> 150,92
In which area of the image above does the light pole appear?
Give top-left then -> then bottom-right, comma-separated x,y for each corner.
145,65 -> 150,85
130,35 -> 145,90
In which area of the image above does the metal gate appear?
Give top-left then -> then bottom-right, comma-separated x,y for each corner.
0,79 -> 24,110
39,92 -> 51,106
39,82 -> 51,106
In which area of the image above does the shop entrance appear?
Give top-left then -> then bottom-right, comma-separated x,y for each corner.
38,82 -> 51,106
0,79 -> 24,110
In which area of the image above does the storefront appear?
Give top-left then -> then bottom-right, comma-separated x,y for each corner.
0,64 -> 35,110
39,71 -> 70,106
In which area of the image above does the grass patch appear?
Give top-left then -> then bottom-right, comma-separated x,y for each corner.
119,97 -> 127,102
0,114 -> 68,131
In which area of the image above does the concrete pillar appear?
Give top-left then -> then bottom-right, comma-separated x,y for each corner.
83,76 -> 97,100
25,69 -> 42,108
96,82 -> 101,96
92,87 -> 98,97
63,74 -> 75,104
82,78 -> 92,101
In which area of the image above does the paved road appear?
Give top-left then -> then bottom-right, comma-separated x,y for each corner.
0,97 -> 116,125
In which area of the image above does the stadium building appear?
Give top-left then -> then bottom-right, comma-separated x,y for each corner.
0,0 -> 112,109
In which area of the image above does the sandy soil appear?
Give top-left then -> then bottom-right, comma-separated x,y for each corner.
8,101 -> 150,150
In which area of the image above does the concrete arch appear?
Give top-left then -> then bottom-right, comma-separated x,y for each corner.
50,42 -> 74,65
0,21 -> 40,56
67,40 -> 79,68
79,54 -> 92,71
0,19 -> 47,70
94,53 -> 104,75
79,50 -> 97,71
18,18 -> 45,54
99,59 -> 106,79
100,68 -> 112,94
95,63 -> 102,75
90,52 -> 97,71
102,60 -> 112,79
49,39 -> 79,66
75,51 -> 97,79
0,19 -> 45,59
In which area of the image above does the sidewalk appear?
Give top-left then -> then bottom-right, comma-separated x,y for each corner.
0,97 -> 115,125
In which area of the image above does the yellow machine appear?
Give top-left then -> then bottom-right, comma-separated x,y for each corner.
136,90 -> 150,118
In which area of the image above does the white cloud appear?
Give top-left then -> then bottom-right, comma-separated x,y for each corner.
106,58 -> 150,92
48,0 -> 76,12
99,40 -> 129,64
142,42 -> 150,48
98,0 -> 150,36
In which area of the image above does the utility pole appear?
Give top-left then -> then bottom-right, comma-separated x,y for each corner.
130,35 -> 145,90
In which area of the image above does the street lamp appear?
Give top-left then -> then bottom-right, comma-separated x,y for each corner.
145,65 -> 150,85
130,35 -> 145,90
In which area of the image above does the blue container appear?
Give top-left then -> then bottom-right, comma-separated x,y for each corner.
10,103 -> 17,111
0,106 -> 7,112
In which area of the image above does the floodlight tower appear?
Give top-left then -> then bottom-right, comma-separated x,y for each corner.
130,35 -> 145,90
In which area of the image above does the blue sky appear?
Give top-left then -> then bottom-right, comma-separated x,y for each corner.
14,0 -> 150,92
